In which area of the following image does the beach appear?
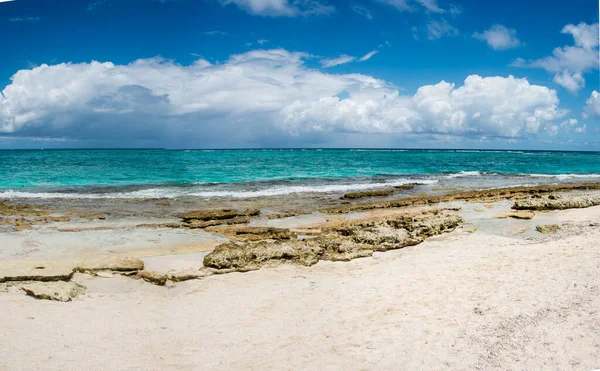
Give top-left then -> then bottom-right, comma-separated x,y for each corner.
1,179 -> 600,370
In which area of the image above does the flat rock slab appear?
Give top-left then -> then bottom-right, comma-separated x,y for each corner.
20,281 -> 86,302
75,256 -> 144,272
0,261 -> 75,283
494,210 -> 536,220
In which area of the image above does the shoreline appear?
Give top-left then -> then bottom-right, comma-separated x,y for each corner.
1,182 -> 599,278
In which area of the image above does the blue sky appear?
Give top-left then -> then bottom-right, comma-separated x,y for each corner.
0,0 -> 598,149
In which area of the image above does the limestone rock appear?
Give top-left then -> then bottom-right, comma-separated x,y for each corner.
394,183 -> 423,190
82,214 -> 106,220
14,224 -> 33,232
323,183 -> 600,214
138,271 -> 167,286
203,209 -> 462,273
494,210 -> 536,220
180,208 -> 260,223
0,262 -> 75,283
535,224 -> 561,234
205,226 -> 296,241
75,256 -> 144,273
20,281 -> 86,302
185,216 -> 252,229
513,195 -> 600,211
342,189 -> 395,200
166,268 -> 213,282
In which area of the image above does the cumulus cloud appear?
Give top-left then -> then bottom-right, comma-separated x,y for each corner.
513,22 -> 599,93
552,70 -> 584,93
427,19 -> 459,39
473,25 -> 521,50
219,0 -> 334,17
0,49 -> 568,147
584,91 -> 600,118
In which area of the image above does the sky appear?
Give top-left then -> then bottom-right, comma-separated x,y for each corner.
0,0 -> 599,150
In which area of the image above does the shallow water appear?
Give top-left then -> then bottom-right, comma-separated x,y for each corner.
1,149 -> 599,199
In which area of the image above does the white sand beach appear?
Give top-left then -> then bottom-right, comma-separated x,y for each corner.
1,199 -> 599,370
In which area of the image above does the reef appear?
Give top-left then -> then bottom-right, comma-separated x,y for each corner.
203,209 -> 462,272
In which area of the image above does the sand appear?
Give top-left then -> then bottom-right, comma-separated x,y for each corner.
0,201 -> 599,370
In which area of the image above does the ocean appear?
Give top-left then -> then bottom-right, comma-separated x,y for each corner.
1,149 -> 599,199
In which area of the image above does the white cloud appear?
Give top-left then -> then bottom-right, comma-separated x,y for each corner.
9,17 -> 41,22
513,22 -> 599,93
584,91 -> 600,118
375,0 -> 448,12
257,39 -> 269,44
219,0 -> 334,17
320,54 -> 355,67
374,0 -> 411,11
351,4 -> 373,19
473,25 -> 521,50
415,0 -> 444,13
204,30 -> 228,35
562,22 -> 599,50
574,124 -> 587,133
0,49 -> 568,146
561,118 -> 578,127
358,50 -> 378,62
427,19 -> 458,39
552,70 -> 584,93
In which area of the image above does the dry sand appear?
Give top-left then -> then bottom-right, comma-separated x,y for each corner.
0,202 -> 599,370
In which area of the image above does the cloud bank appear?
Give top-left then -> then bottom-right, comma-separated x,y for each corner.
0,49 -> 570,147
513,22 -> 599,93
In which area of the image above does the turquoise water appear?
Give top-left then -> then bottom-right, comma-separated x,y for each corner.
0,149 -> 599,198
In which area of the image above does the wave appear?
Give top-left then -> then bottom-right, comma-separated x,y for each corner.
443,171 -> 483,178
527,173 -> 600,180
0,179 -> 438,199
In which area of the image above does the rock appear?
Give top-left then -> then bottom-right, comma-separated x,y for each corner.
394,183 -> 423,190
204,240 -> 323,271
185,216 -> 253,229
205,226 -> 297,241
317,237 -> 373,261
82,214 -> 106,220
535,224 -> 561,234
323,183 -> 600,214
203,209 -> 462,272
0,201 -> 47,217
136,222 -> 185,229
138,271 -> 167,286
0,262 -> 75,283
266,212 -> 302,220
13,224 -> 33,232
494,210 -> 536,220
180,208 -> 260,222
342,189 -> 395,200
94,271 -> 114,278
513,195 -> 600,211
166,268 -> 213,282
75,256 -> 144,273
20,281 -> 86,302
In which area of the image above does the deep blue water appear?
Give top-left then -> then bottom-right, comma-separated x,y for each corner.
0,149 -> 599,199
